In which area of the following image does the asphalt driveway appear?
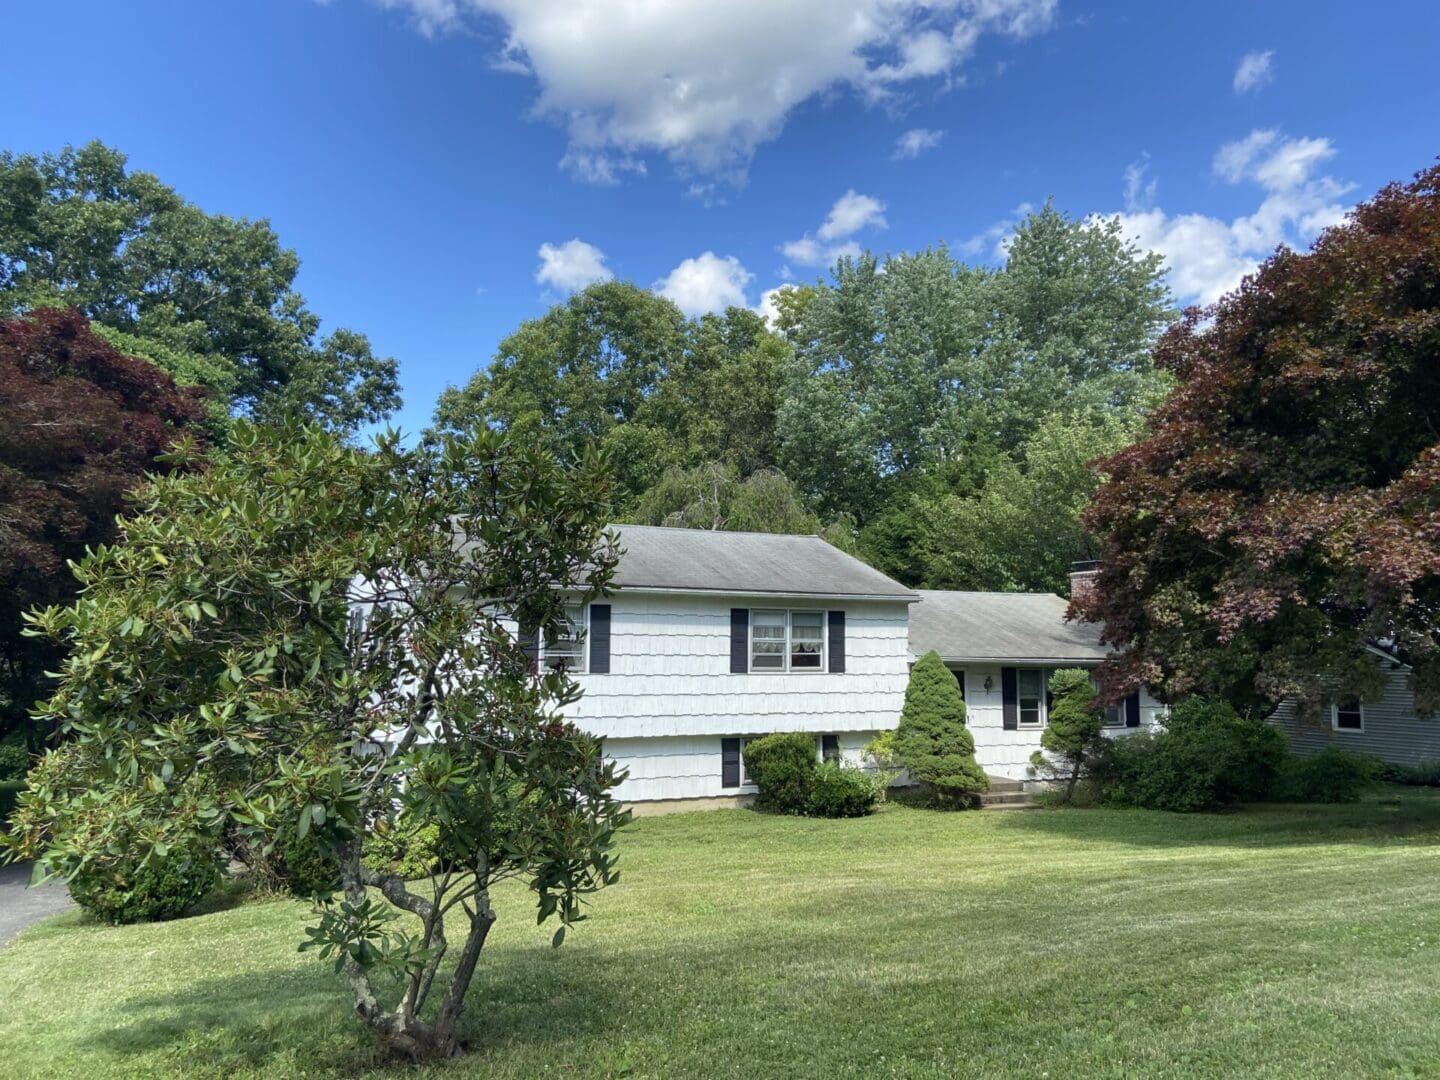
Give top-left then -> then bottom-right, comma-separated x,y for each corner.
0,862 -> 72,947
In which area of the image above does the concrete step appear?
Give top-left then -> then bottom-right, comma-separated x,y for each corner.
984,777 -> 1026,794
979,790 -> 1037,808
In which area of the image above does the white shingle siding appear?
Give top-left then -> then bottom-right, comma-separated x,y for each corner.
564,593 -> 911,801
947,663 -> 1165,781
1269,653 -> 1437,766
605,732 -> 875,802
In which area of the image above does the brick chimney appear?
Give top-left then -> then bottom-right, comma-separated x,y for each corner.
1069,560 -> 1100,604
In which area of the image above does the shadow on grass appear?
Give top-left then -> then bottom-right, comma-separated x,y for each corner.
82,938 -> 644,1076
990,787 -> 1440,849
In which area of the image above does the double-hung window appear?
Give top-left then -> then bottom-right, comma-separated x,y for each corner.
541,603 -> 586,672
1333,699 -> 1364,732
1091,675 -> 1125,728
750,610 -> 825,672
1017,668 -> 1045,726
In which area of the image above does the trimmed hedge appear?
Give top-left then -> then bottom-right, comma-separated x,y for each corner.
807,761 -> 883,818
894,650 -> 988,807
743,733 -> 816,814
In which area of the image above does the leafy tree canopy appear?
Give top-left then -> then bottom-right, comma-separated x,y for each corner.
887,412 -> 1141,594
778,204 -> 1174,522
1079,164 -> 1440,715
0,142 -> 401,432
0,307 -> 207,746
5,419 -> 626,1062
435,205 -> 1173,589
434,283 -> 787,504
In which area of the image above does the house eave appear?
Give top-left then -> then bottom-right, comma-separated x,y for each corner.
602,585 -> 920,604
915,654 -> 1112,665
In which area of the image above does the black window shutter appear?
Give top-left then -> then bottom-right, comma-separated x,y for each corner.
822,734 -> 840,763
730,608 -> 749,673
1125,691 -> 1141,728
953,668 -> 965,701
827,610 -> 846,673
1002,667 -> 1019,730
588,604 -> 611,674
520,623 -> 540,670
721,738 -> 741,788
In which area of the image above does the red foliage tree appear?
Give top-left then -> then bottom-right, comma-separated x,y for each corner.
1077,163 -> 1440,716
0,308 -> 206,745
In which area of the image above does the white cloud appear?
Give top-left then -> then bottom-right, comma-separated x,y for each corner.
654,252 -> 753,316
818,190 -> 887,241
376,0 -> 1059,183
1122,154 -> 1156,212
535,238 -> 612,292
782,189 -> 888,267
1233,49 -> 1275,94
894,127 -> 945,160
1110,130 -> 1352,305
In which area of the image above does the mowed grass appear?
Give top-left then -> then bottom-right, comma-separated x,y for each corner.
6,795 -> 1440,1079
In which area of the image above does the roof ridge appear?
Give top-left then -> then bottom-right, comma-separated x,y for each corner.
610,523 -> 825,541
917,589 -> 1066,598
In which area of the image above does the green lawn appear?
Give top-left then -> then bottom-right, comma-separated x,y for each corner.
6,794 -> 1440,1078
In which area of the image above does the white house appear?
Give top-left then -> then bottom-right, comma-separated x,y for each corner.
535,525 -> 1161,811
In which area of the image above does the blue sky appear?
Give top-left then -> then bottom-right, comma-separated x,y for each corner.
5,0 -> 1438,435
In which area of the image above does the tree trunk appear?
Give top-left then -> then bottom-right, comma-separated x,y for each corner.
336,840 -> 495,1062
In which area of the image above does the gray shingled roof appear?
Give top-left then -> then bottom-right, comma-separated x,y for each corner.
604,525 -> 917,599
908,589 -> 1110,662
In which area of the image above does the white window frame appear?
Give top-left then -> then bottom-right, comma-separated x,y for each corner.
749,609 -> 827,673
1091,674 -> 1126,728
540,603 -> 587,673
1017,667 -> 1047,727
1332,700 -> 1364,733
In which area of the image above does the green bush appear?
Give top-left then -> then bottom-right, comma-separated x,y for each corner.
742,733 -> 818,814
1091,697 -> 1287,812
69,838 -> 221,924
0,737 -> 30,782
806,761 -> 883,818
279,828 -> 342,898
894,651 -> 988,807
1271,748 -> 1380,804
365,818 -> 442,880
1380,759 -> 1440,787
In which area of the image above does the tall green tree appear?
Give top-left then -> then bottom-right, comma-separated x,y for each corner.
898,412 -> 1140,593
778,206 -> 1173,522
435,283 -> 793,505
1079,164 -> 1440,715
0,142 -> 400,431
6,419 -> 626,1061
624,461 -> 857,552
434,281 -> 687,464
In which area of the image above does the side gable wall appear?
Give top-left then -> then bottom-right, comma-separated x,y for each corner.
1269,652 -> 1437,767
